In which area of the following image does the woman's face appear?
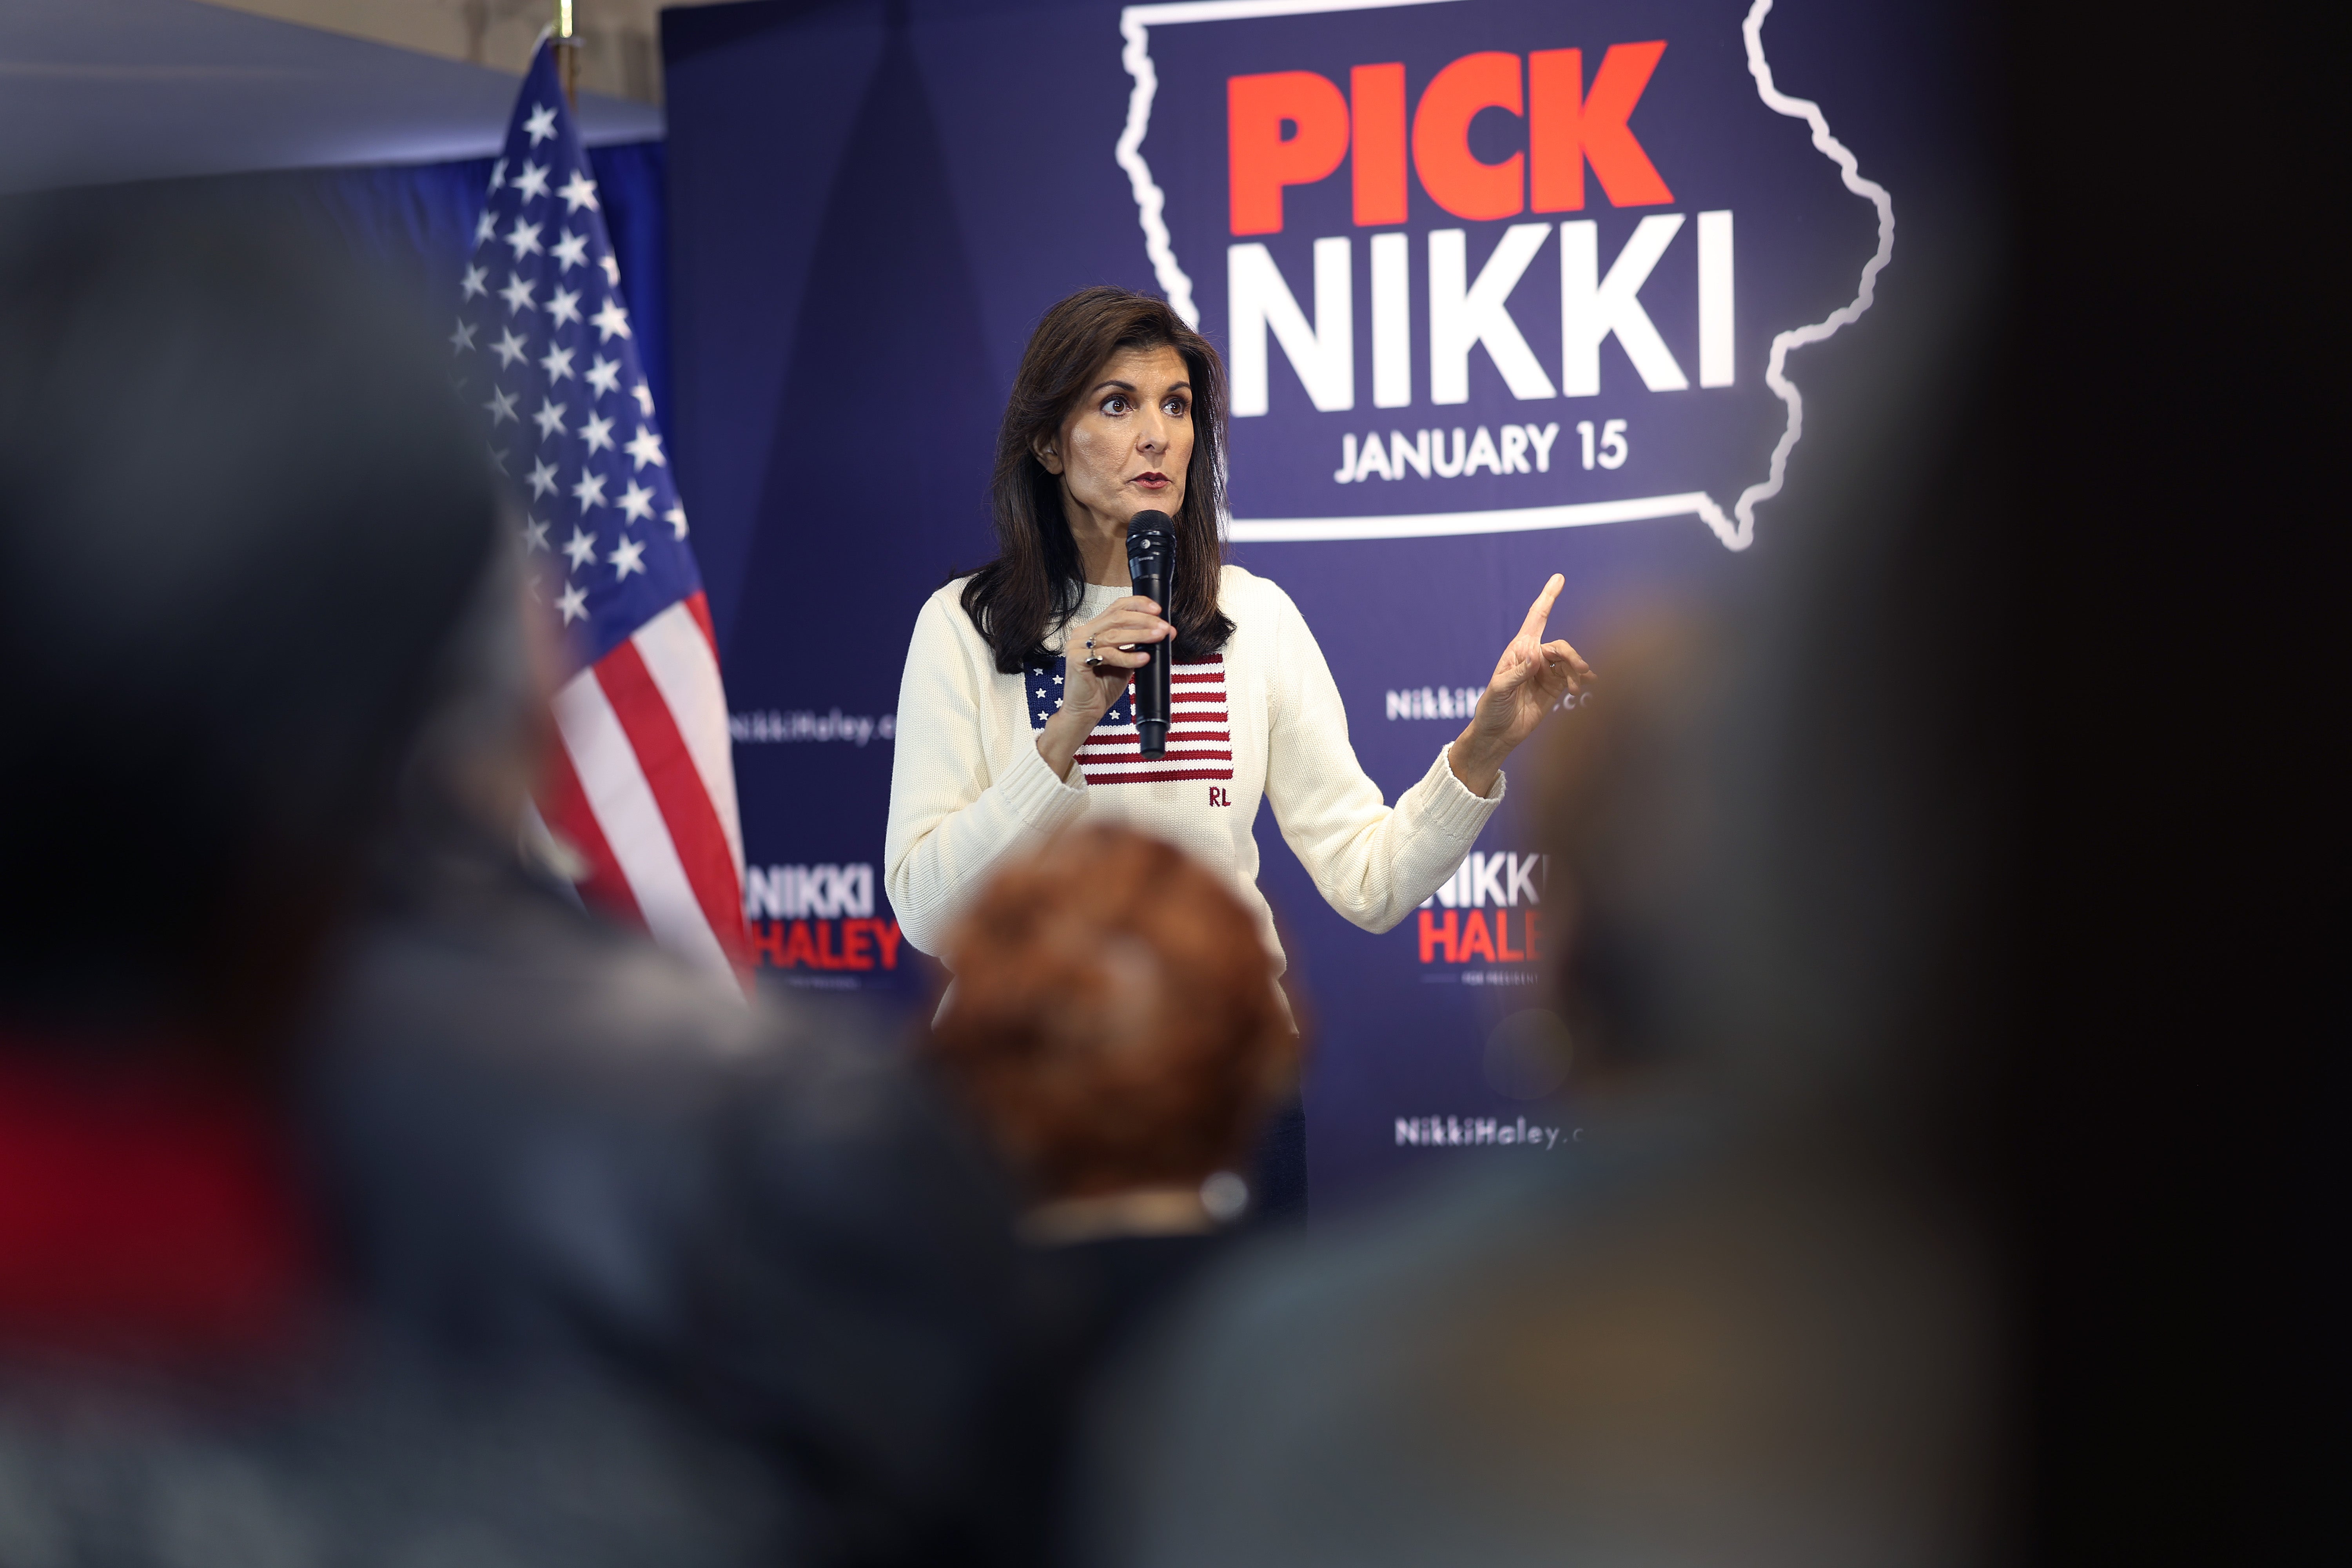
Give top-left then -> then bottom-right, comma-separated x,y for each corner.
1036,344 -> 1194,535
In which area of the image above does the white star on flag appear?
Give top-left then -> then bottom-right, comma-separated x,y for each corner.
450,39 -> 744,982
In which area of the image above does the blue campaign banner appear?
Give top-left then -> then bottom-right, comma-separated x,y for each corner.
664,0 -> 1918,1201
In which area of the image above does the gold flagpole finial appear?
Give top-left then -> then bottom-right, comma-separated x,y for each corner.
555,0 -> 579,107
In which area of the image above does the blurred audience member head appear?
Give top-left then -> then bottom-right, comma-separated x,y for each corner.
1526,614 -> 1723,1093
380,520 -> 564,886
0,198 -> 500,1059
930,825 -> 1294,1238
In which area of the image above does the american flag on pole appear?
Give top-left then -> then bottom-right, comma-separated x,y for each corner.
451,41 -> 750,980
1023,655 -> 1234,784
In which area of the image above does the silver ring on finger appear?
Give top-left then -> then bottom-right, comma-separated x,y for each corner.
1083,653 -> 1104,669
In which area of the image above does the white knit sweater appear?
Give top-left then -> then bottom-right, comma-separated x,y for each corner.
884,564 -> 1503,972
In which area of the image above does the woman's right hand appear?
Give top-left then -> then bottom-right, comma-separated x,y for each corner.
1037,595 -> 1171,780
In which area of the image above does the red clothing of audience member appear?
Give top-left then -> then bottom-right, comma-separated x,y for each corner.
0,1043 -> 318,1361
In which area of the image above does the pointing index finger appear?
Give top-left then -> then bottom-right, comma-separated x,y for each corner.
1519,573 -> 1565,639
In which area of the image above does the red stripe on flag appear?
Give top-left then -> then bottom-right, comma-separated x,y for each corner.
1080,738 -> 1233,753
538,735 -> 646,931
1082,761 -> 1236,771
593,641 -> 753,976
1077,752 -> 1242,766
681,590 -> 721,667
1078,766 -> 1236,783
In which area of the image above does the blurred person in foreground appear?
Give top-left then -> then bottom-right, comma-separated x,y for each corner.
924,824 -> 1299,1566
1078,340 -> 2011,1561
0,200 -> 780,1561
0,202 -> 1027,1568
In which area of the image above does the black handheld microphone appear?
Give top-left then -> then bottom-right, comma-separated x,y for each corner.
1125,510 -> 1175,760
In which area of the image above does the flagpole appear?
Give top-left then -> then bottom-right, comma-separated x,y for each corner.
554,0 -> 579,107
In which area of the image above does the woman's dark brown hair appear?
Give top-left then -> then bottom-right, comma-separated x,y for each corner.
929,825 -> 1294,1200
961,287 -> 1234,673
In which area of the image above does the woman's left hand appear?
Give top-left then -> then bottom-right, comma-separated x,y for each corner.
1446,573 -> 1591,797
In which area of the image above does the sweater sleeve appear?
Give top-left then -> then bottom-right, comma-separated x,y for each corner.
1260,582 -> 1503,934
883,594 -> 1089,956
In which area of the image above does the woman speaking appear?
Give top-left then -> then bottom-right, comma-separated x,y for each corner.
885,286 -> 1589,1000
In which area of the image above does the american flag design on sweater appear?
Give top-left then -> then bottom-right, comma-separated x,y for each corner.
1023,655 -> 1233,784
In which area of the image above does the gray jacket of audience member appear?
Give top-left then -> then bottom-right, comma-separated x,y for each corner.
294,826 -> 1034,1568
0,1345 -> 786,1568
1083,1122 -> 1994,1568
